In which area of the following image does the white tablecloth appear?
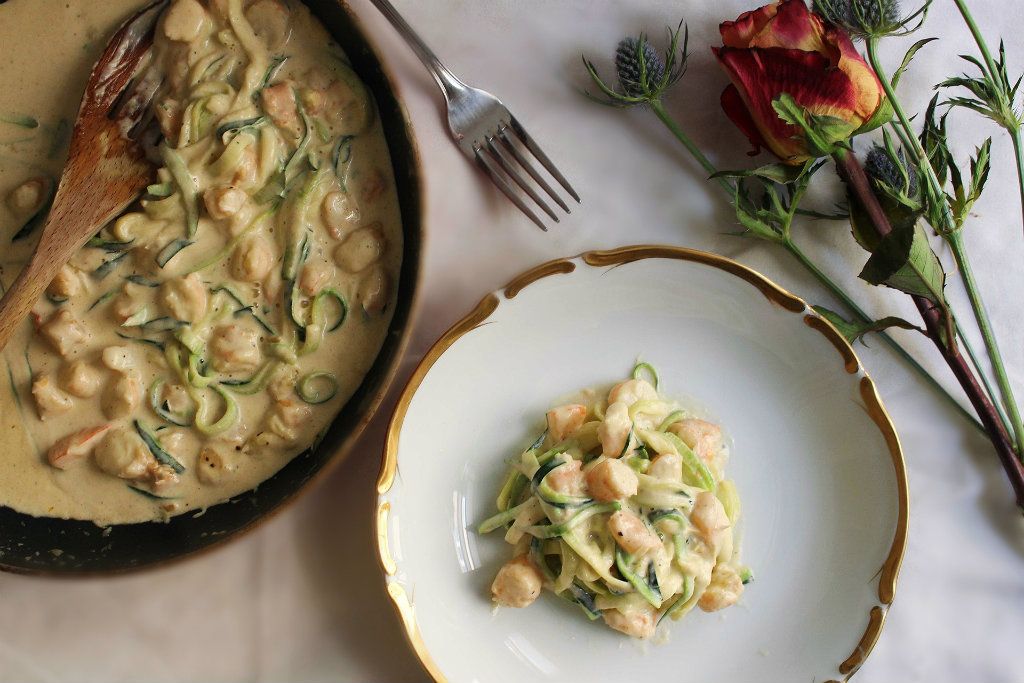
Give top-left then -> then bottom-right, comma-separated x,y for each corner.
2,1 -> 1022,681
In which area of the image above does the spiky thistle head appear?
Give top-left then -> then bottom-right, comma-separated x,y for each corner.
865,142 -> 923,213
615,37 -> 666,98
582,20 -> 688,107
813,0 -> 929,40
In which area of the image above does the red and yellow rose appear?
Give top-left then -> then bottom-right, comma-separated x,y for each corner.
713,0 -> 886,164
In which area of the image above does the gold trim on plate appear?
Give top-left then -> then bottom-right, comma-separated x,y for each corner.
376,245 -> 909,683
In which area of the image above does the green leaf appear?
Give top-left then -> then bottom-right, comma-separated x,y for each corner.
735,202 -> 783,242
892,38 -> 938,88
812,306 -> 925,344
856,97 -> 893,135
712,163 -> 803,184
859,221 -> 947,305
771,93 -> 855,159
969,137 -> 992,202
948,137 -> 992,228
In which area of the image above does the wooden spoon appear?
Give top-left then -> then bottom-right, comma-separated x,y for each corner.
0,0 -> 168,351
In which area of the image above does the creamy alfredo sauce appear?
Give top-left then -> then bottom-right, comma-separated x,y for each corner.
0,0 -> 403,524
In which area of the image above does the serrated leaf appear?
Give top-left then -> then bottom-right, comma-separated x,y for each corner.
859,221 -> 947,305
892,38 -> 938,88
711,163 -> 803,184
813,306 -> 925,345
969,137 -> 992,201
735,202 -> 782,242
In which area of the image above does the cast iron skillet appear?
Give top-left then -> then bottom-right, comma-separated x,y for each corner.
0,0 -> 423,574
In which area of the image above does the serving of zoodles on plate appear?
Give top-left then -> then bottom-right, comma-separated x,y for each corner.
478,363 -> 750,639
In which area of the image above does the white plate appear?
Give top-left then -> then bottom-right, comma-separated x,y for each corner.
376,246 -> 907,683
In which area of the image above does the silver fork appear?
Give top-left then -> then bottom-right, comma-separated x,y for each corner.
367,0 -> 580,231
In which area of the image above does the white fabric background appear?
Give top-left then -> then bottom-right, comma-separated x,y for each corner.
1,1 -> 1022,681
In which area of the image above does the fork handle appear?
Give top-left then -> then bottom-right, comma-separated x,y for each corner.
366,0 -> 466,98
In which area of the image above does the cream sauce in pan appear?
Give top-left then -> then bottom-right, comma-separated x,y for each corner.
0,0 -> 402,525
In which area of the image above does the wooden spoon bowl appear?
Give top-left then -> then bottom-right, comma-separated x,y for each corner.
0,0 -> 168,350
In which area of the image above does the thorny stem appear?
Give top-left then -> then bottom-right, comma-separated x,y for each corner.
647,97 -> 982,431
835,149 -> 1024,509
867,37 -> 1024,457
955,316 -> 1012,434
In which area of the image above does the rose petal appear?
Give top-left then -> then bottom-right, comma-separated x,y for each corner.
828,26 -> 884,119
720,85 -> 768,156
720,2 -> 780,48
714,45 -> 868,162
720,0 -> 830,54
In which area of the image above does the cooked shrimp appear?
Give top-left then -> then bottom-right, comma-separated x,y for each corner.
299,261 -> 334,296
60,361 -> 102,398
210,324 -> 262,373
607,378 -> 657,407
39,310 -> 90,358
544,458 -> 586,497
197,444 -> 237,485
162,0 -> 208,42
585,458 -> 638,501
608,509 -> 660,556
31,374 -> 73,420
102,370 -> 142,420
598,401 -> 631,457
648,452 -> 683,481
246,0 -> 290,49
491,555 -> 543,608
333,224 -> 386,273
691,491 -> 732,559
602,605 -> 657,639
231,236 -> 275,283
260,82 -> 299,135
94,427 -> 152,479
6,177 -> 48,215
161,272 -> 208,322
321,191 -> 360,239
203,185 -> 247,219
357,266 -> 390,315
698,564 -> 744,612
47,265 -> 83,301
669,418 -> 724,463
47,424 -> 112,469
545,404 -> 586,442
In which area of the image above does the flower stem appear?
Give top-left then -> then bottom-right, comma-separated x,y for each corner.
948,230 -> 1024,454
650,100 -> 734,195
866,37 -> 1024,457
1012,130 -> 1024,241
955,317 -> 1012,435
647,97 -> 982,432
785,239 -> 981,430
835,149 -> 1024,509
951,0 -> 1003,87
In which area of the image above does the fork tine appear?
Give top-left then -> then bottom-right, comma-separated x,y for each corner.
496,127 -> 570,213
508,116 -> 580,203
475,145 -> 548,231
486,136 -> 559,222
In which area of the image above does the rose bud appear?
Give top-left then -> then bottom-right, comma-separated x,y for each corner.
712,0 -> 886,164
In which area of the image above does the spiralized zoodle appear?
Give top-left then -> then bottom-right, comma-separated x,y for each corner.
479,363 -> 749,639
0,0 -> 402,523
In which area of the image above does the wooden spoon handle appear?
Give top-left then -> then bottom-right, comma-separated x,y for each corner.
0,252 -> 52,350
